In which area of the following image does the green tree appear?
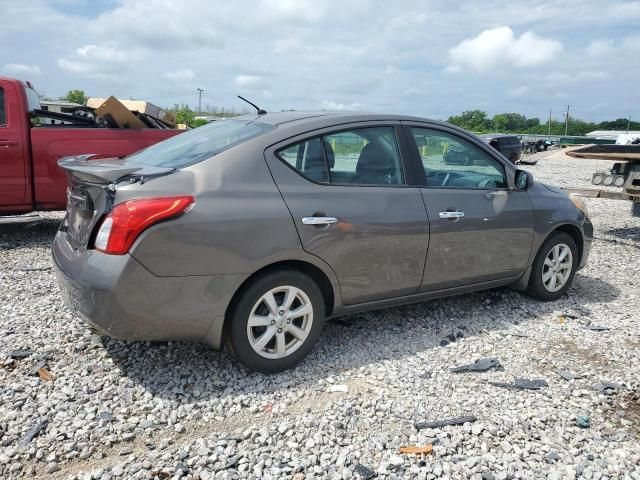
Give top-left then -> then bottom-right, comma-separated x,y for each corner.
447,110 -> 492,132
492,113 -> 528,132
169,104 -> 209,128
60,89 -> 88,105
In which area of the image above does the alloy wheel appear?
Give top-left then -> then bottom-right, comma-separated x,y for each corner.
246,286 -> 314,359
542,243 -> 573,293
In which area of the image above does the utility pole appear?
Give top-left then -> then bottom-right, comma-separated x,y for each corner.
564,105 -> 571,136
548,109 -> 552,135
627,114 -> 632,134
197,88 -> 204,114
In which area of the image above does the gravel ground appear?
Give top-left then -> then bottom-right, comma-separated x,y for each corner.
1,148 -> 639,480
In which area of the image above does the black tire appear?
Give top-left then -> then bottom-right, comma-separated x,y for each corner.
227,269 -> 325,373
526,232 -> 578,301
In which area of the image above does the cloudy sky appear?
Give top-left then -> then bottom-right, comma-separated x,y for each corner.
1,0 -> 639,121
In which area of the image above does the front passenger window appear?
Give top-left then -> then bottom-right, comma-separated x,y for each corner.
411,127 -> 507,189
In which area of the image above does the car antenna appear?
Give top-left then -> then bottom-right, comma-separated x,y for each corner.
237,95 -> 267,115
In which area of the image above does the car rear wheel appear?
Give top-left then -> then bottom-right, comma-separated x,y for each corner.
526,232 -> 578,301
227,270 -> 325,373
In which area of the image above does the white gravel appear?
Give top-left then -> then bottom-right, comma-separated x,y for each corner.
1,149 -> 639,480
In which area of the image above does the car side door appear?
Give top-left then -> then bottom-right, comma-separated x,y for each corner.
264,122 -> 430,305
403,123 -> 534,292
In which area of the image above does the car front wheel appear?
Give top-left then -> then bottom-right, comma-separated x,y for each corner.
526,232 -> 578,301
227,270 -> 325,373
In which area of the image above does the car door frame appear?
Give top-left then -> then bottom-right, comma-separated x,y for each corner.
399,120 -> 535,289
265,120 -> 421,188
263,119 -> 431,305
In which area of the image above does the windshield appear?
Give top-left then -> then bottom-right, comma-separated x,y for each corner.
126,119 -> 274,168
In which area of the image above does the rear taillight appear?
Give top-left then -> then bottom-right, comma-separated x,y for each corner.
94,196 -> 194,255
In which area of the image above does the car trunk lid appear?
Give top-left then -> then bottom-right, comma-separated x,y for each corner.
58,155 -> 175,250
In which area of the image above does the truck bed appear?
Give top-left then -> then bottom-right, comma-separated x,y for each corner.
30,127 -> 180,210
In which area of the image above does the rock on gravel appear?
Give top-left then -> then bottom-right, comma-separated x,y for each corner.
1,153 -> 640,480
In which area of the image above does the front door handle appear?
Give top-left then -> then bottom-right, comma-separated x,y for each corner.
0,140 -> 18,147
439,211 -> 464,219
302,216 -> 338,225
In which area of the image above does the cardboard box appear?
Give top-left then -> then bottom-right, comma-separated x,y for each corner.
88,97 -> 175,127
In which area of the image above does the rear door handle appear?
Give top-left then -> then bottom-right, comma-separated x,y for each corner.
0,140 -> 18,147
439,211 -> 464,219
302,216 -> 338,225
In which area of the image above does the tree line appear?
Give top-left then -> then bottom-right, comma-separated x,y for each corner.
447,110 -> 639,136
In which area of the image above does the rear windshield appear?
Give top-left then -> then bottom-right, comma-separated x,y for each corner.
24,85 -> 41,112
126,119 -> 274,168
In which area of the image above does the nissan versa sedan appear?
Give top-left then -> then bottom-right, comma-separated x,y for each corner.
53,112 -> 593,373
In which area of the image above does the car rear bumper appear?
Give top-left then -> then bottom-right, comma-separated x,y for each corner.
52,230 -> 246,348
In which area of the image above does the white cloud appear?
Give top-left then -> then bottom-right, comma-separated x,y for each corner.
622,35 -> 640,50
57,42 -> 133,79
319,100 -> 363,111
3,63 -> 42,76
448,26 -> 563,72
507,86 -> 530,98
76,44 -> 130,62
163,69 -> 195,82
259,0 -> 329,22
587,39 -> 614,57
273,38 -> 301,53
545,70 -> 610,84
234,75 -> 264,88
57,58 -> 93,74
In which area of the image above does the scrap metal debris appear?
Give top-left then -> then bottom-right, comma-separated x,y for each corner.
399,444 -> 433,456
588,324 -> 611,332
452,358 -> 502,373
593,382 -> 623,396
353,463 -> 376,479
415,416 -> 477,430
558,370 -> 586,381
36,367 -> 54,382
488,378 -> 548,390
329,384 -> 349,393
17,418 -> 48,448
8,349 -> 32,360
576,415 -> 591,428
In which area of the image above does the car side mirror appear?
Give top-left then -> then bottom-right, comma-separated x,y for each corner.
515,169 -> 533,191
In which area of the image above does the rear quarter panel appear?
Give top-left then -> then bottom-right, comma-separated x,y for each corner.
30,128 -> 180,209
124,140 -> 339,287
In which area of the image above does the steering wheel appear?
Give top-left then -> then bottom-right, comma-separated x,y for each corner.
477,178 -> 495,189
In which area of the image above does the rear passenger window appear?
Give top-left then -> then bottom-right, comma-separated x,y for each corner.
277,126 -> 404,186
279,137 -> 329,183
0,87 -> 5,125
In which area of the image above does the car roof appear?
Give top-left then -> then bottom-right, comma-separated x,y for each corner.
234,110 -> 443,127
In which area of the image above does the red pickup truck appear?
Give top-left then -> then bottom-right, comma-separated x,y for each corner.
0,76 -> 180,215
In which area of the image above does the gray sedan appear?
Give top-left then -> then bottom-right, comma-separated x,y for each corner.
53,112 -> 593,372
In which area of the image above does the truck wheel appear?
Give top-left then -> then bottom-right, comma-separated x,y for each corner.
526,232 -> 578,301
227,270 -> 325,373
